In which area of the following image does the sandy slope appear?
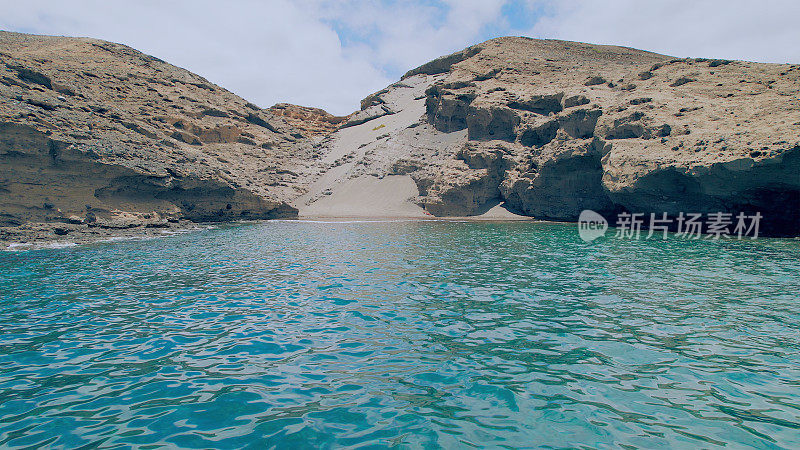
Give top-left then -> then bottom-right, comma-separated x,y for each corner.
293,74 -> 433,217
300,175 -> 424,218
292,71 -> 545,221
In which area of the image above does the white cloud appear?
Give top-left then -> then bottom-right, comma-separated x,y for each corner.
526,0 -> 800,64
0,0 -> 393,115
315,0 -> 507,73
1,0 -> 798,116
0,0 -> 508,114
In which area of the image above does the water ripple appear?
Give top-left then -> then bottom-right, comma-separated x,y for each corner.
0,221 -> 799,448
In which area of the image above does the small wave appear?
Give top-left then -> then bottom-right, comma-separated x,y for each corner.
97,236 -> 139,243
3,241 -> 78,252
4,242 -> 34,251
40,241 -> 78,249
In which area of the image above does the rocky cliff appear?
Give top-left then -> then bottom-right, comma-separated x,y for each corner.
297,37 -> 800,236
2,32 -> 799,243
0,31 -> 313,241
267,103 -> 347,136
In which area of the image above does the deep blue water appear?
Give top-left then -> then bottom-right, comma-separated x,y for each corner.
1,220 -> 799,448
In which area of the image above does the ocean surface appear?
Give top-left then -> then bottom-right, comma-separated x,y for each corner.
1,220 -> 799,448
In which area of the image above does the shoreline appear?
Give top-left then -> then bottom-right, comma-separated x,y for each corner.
4,215 -> 797,252
0,214 -> 544,252
0,220 -> 209,251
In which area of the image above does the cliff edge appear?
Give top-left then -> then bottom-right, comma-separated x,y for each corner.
0,31 -> 313,243
296,37 -> 800,235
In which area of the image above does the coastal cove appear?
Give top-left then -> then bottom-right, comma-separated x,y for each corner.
2,32 -> 798,241
0,203 -> 532,251
1,12 -> 799,449
1,220 -> 799,447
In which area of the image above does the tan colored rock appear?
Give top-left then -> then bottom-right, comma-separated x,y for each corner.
0,30 -> 314,230
2,32 -> 799,237
297,37 -> 800,235
267,103 -> 346,136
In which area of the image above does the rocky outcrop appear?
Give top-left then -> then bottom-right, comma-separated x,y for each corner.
402,45 -> 482,79
502,137 -> 614,220
415,142 -> 513,216
267,103 -> 346,136
0,31 -> 312,241
298,37 -> 800,236
341,104 -> 396,128
0,122 -> 291,227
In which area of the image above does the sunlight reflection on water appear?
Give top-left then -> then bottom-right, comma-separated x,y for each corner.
1,221 -> 798,448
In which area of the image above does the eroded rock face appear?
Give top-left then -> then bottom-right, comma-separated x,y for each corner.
0,31 -> 309,232
415,142 -> 513,216
267,103 -> 346,136
425,83 -> 476,132
603,145 -> 800,235
502,138 -> 615,220
341,104 -> 396,128
309,36 -> 800,235
0,122 -> 293,227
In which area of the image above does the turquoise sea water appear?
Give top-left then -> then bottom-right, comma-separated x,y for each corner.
1,220 -> 799,448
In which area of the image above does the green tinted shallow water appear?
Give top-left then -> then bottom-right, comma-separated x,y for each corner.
0,221 -> 799,448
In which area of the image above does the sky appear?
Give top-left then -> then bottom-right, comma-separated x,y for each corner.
1,0 -> 798,115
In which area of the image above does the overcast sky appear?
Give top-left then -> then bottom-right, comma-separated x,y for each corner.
1,0 -> 798,115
